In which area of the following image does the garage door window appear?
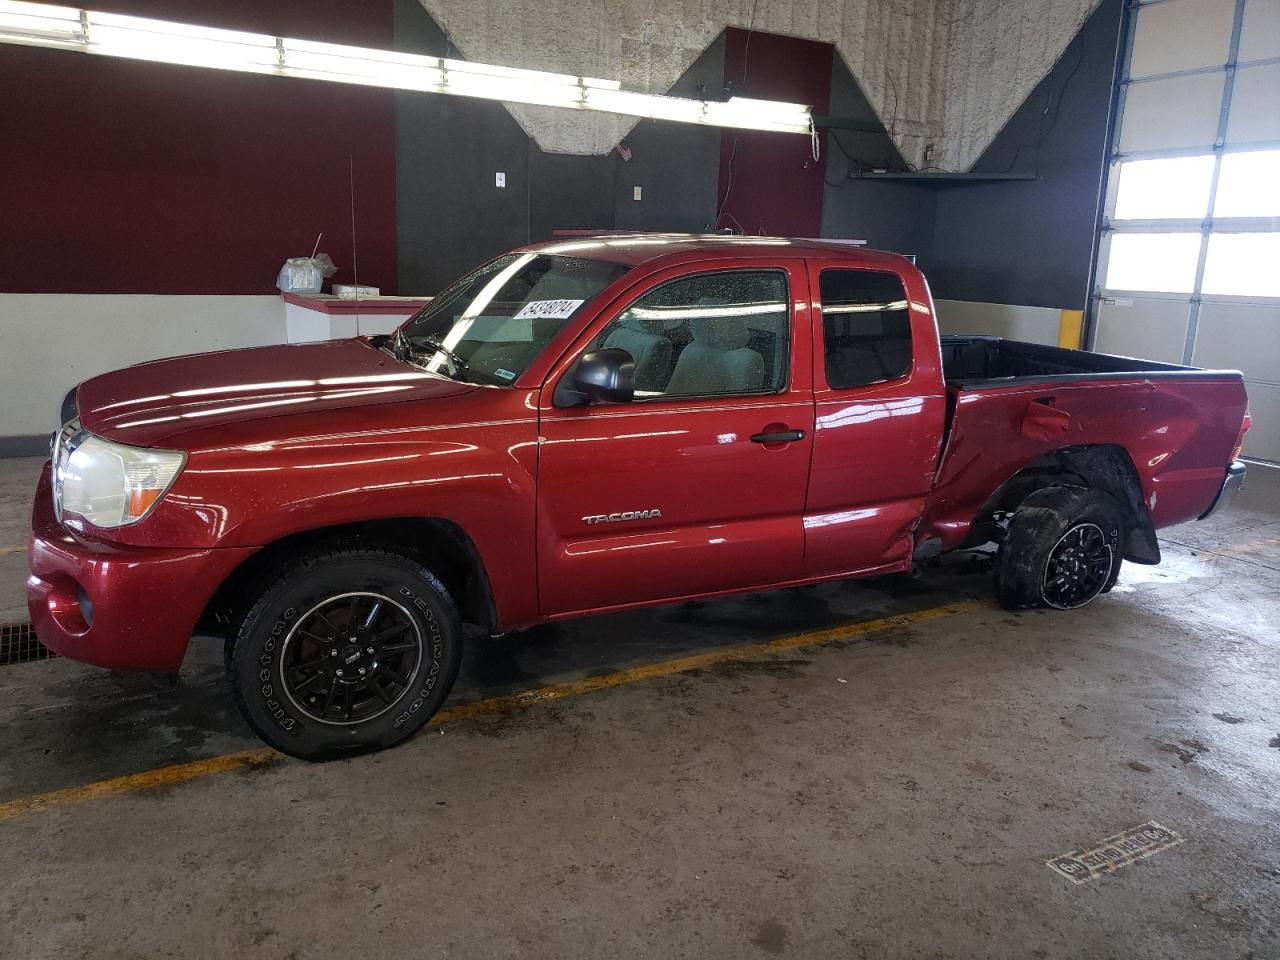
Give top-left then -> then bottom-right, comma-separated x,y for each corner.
591,270 -> 790,399
819,269 -> 913,388
1093,0 -> 1280,463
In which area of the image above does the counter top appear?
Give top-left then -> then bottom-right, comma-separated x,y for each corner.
281,292 -> 431,315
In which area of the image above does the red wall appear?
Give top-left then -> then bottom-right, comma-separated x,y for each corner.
0,1 -> 396,294
717,28 -> 833,237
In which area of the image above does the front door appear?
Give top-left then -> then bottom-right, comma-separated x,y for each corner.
537,261 -> 815,616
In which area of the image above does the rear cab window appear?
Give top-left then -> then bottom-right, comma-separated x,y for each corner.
818,269 -> 913,389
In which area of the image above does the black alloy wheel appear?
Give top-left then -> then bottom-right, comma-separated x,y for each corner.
996,485 -> 1124,611
280,592 -> 423,725
1040,522 -> 1114,609
228,547 -> 463,759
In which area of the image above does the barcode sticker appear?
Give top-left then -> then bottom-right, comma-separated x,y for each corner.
514,299 -> 584,320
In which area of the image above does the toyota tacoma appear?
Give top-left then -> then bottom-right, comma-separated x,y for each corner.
29,236 -> 1251,758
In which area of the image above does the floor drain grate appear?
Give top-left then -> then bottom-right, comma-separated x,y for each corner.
0,623 -> 53,666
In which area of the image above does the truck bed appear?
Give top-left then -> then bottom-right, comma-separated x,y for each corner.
939,336 -> 1222,389
924,334 -> 1249,560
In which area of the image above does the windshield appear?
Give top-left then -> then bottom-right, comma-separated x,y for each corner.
396,253 -> 630,385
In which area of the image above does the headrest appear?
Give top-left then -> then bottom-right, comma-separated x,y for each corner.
691,317 -> 751,350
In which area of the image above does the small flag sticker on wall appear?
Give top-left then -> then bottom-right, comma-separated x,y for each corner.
616,142 -> 633,162
1047,821 -> 1185,884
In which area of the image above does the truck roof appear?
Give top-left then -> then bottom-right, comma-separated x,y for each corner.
518,233 -> 916,270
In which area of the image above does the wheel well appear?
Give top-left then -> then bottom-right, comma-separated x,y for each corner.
198,518 -> 497,636
973,444 -> 1160,564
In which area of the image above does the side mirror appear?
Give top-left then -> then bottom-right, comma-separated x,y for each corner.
555,348 -> 635,407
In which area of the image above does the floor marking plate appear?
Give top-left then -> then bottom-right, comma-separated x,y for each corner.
1047,821 -> 1185,884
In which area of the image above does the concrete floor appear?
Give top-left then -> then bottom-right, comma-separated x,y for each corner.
0,456 -> 1277,959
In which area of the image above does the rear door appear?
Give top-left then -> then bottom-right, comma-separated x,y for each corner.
537,260 -> 815,616
802,259 -> 948,575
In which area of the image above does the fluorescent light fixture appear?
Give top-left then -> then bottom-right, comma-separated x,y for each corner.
0,1 -> 813,135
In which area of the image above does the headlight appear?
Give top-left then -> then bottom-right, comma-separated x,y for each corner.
54,426 -> 186,528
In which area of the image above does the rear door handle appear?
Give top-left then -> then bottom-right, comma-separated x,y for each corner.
750,429 -> 805,444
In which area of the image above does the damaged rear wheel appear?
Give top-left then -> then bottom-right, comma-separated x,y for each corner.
996,486 -> 1124,610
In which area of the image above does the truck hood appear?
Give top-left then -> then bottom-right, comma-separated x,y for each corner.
75,339 -> 473,447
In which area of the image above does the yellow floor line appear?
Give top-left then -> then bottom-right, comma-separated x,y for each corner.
0,600 -> 980,823
0,748 -> 281,823
0,545 -> 27,556
432,601 -> 978,723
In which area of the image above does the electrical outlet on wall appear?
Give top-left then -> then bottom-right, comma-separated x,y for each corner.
495,172 -> 506,188
633,186 -> 642,201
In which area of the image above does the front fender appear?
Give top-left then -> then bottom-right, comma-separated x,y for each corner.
91,391 -> 542,629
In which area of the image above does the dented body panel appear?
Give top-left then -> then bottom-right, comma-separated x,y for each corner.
920,375 -> 1249,554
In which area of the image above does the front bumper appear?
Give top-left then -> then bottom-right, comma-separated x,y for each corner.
1198,460 -> 1247,521
27,465 -> 256,671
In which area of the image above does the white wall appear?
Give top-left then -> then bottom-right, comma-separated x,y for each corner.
0,293 -> 1067,436
933,298 -> 1061,344
0,295 -> 285,437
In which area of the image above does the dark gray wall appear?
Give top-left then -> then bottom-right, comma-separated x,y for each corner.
820,55 -> 937,263
394,0 -> 723,294
612,37 -> 723,234
925,0 -> 1124,308
393,0 -> 531,293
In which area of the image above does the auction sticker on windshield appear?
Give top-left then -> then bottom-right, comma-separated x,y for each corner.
514,299 -> 584,320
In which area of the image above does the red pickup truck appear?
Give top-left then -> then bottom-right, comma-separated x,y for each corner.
29,236 -> 1250,758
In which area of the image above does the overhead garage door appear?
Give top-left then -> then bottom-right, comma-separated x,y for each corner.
1091,0 -> 1280,464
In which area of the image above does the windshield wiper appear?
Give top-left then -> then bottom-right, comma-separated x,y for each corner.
417,337 -> 469,371
387,327 -> 411,363
403,335 -> 470,381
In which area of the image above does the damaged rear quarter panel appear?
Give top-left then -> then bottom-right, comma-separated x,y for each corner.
920,376 -> 1249,551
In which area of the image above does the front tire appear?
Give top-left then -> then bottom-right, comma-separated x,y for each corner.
228,548 -> 462,760
996,486 -> 1124,611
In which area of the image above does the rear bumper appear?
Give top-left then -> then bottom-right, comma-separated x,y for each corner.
1198,460 -> 1247,521
26,466 -> 256,671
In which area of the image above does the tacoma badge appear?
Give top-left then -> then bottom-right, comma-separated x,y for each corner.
582,509 -> 663,525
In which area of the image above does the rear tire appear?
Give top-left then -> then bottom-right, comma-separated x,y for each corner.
996,486 -> 1124,611
228,547 -> 462,760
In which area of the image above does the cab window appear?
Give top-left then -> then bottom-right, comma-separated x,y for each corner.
819,269 -> 913,388
590,270 -> 789,399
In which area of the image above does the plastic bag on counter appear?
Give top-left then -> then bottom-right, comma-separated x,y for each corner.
276,252 -> 337,294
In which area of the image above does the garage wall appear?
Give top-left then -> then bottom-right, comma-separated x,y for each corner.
0,0 -> 398,295
0,0 -> 399,447
717,29 -> 834,237
927,0 -> 1124,314
931,300 -> 1064,342
416,0 -> 951,168
0,0 -> 1191,445
942,0 -> 1105,170
393,0 -> 723,294
821,55 -> 938,259
820,0 -> 1124,339
0,296 -> 285,448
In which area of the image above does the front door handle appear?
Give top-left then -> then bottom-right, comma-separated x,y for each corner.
750,428 -> 805,444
